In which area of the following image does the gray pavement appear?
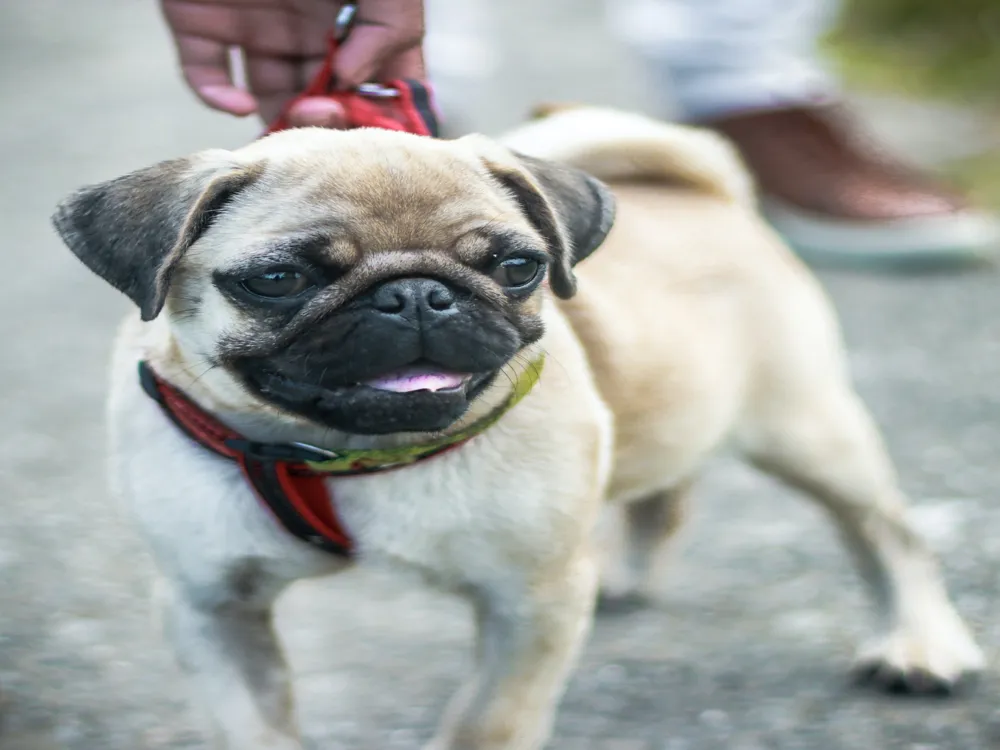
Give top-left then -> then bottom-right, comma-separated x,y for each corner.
2,1 -> 1000,748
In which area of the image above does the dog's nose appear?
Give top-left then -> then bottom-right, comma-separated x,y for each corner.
371,278 -> 456,318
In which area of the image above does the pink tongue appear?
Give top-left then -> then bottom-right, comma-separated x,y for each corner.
365,367 -> 468,393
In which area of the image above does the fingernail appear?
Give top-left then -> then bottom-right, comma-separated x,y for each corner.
200,86 -> 257,116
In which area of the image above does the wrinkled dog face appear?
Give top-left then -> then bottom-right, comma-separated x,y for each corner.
52,128 -> 614,434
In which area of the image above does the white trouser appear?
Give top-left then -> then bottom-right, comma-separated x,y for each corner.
425,0 -> 840,121
608,0 -> 840,119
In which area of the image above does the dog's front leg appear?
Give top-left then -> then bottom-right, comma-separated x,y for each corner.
428,552 -> 598,750
159,577 -> 301,750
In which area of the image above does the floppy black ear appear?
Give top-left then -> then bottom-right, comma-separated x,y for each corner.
481,150 -> 616,299
51,153 -> 262,321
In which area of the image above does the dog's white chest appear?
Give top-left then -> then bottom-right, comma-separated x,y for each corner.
324,429 -> 588,582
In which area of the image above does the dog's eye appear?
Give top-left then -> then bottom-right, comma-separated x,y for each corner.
491,257 -> 542,289
240,270 -> 313,299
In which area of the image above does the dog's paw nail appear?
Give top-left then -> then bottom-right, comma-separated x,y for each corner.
887,667 -> 949,696
851,625 -> 984,697
596,591 -> 648,616
850,661 -> 881,686
851,661 -> 977,697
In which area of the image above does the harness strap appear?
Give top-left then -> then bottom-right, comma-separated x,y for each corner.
239,457 -> 352,556
139,362 -> 354,556
265,34 -> 439,137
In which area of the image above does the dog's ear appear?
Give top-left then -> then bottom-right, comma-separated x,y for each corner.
51,152 -> 262,321
469,139 -> 616,299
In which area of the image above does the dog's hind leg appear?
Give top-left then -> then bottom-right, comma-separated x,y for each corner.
157,568 -> 303,750
736,371 -> 983,694
597,482 -> 692,613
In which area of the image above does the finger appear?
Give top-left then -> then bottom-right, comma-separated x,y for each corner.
163,0 -> 332,116
367,45 -> 426,83
161,0 -> 258,115
244,52 -> 327,125
172,34 -> 258,116
286,98 -> 349,128
243,6 -> 334,124
334,0 -> 425,88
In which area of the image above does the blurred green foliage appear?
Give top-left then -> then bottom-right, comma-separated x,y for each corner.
828,0 -> 1000,105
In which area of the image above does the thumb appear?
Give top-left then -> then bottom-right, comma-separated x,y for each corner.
334,0 -> 425,88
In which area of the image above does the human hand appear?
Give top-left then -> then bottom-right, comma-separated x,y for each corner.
160,0 -> 425,127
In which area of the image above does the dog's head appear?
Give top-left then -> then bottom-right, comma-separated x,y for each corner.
52,128 -> 615,435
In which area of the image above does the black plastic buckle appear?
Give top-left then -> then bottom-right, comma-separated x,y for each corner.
138,361 -> 163,403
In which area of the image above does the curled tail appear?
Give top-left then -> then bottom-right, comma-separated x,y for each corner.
500,106 -> 755,207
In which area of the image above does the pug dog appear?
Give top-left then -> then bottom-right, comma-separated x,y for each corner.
51,106 -> 983,750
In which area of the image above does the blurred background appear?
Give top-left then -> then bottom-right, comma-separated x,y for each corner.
2,0 -> 1000,748
830,0 -> 1000,208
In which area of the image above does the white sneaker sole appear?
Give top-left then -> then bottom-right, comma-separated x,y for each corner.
762,196 -> 1000,267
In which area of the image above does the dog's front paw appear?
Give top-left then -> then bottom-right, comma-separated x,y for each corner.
852,616 -> 985,695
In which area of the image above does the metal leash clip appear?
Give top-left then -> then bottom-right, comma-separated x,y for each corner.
357,83 -> 401,98
334,3 -> 357,41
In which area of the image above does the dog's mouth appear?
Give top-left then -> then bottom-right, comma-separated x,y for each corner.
249,362 -> 487,397
235,359 -> 498,434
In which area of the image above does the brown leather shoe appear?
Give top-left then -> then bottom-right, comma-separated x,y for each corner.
699,105 -> 999,265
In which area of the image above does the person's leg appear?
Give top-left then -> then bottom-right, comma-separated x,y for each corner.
608,0 -> 839,121
609,0 -> 1000,265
